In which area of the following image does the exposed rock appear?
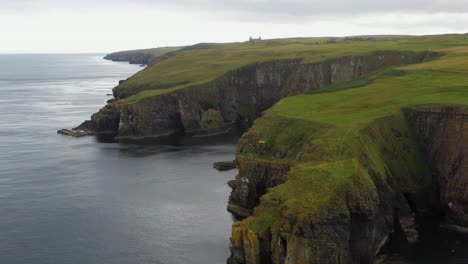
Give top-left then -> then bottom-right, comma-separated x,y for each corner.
201,109 -> 225,132
57,120 -> 96,137
57,129 -> 93,137
84,51 -> 439,143
228,158 -> 291,219
404,105 -> 468,228
226,108 -> 465,264
74,120 -> 96,131
213,160 -> 237,171
440,224 -> 468,235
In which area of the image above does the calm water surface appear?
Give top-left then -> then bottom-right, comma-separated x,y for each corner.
0,54 -> 236,264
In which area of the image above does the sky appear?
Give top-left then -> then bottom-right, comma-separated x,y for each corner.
1,0 -> 467,53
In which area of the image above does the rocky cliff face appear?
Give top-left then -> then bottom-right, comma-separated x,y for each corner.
83,51 -> 437,142
228,158 -> 291,218
228,112 -> 436,264
227,106 -> 467,264
405,106 -> 468,228
104,52 -> 154,65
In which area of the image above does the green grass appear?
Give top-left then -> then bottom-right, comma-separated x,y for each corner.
238,45 -> 468,232
106,46 -> 181,62
113,34 -> 468,102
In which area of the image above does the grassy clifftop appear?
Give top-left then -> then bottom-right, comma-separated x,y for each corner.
104,46 -> 182,65
111,34 -> 468,102
242,44 -> 468,213
228,43 -> 468,262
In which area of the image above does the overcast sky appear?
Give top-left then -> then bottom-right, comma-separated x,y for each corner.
1,0 -> 467,53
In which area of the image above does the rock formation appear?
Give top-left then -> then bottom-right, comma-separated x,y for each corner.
214,160 -> 238,171
227,106 -> 468,264
70,51 -> 438,143
405,106 -> 468,228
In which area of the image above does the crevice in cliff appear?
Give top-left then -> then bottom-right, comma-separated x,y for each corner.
377,105 -> 468,262
404,105 -> 468,228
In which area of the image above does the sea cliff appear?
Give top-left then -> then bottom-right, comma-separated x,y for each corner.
79,51 -> 437,142
59,35 -> 468,263
228,106 -> 467,263
103,46 -> 181,65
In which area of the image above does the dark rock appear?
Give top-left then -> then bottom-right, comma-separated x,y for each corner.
226,106 -> 467,264
405,106 -> 468,228
440,224 -> 468,235
57,129 -> 93,137
73,120 -> 96,131
57,120 -> 97,137
213,160 -> 237,171
85,51 -> 439,143
227,158 -> 291,218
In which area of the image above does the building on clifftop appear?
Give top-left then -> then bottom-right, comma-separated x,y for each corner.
249,36 -> 262,43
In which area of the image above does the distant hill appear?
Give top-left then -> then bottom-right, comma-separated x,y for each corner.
103,46 -> 183,65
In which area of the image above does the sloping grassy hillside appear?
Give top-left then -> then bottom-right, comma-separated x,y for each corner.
112,34 -> 468,102
104,46 -> 182,65
237,45 -> 468,232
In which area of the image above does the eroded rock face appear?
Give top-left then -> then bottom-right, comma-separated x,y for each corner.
228,158 -> 291,218
405,106 -> 468,227
75,51 -> 437,142
213,160 -> 237,171
227,106 -> 468,264
226,111 -> 449,264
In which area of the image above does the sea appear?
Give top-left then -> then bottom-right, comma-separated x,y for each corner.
0,54 -> 236,264
0,54 -> 466,264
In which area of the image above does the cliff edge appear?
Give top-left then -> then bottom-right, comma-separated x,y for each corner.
58,35 -> 468,263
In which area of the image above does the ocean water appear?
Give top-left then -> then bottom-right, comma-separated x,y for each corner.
0,54 -> 237,264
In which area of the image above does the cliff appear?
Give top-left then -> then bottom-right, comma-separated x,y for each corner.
58,35 -> 468,264
227,111 -> 434,264
225,41 -> 468,262
103,46 -> 182,65
405,106 -> 468,227
227,105 -> 468,264
81,51 -> 437,142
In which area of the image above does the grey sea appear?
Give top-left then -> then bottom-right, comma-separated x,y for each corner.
0,54 -> 236,264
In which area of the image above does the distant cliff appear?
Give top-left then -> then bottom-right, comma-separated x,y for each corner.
103,46 -> 182,65
85,51 -> 437,142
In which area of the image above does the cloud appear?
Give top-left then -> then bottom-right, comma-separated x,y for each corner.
2,0 -> 468,19
0,0 -> 467,52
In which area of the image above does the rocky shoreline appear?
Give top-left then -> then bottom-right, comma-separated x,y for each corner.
213,160 -> 237,171
61,50 -> 438,143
